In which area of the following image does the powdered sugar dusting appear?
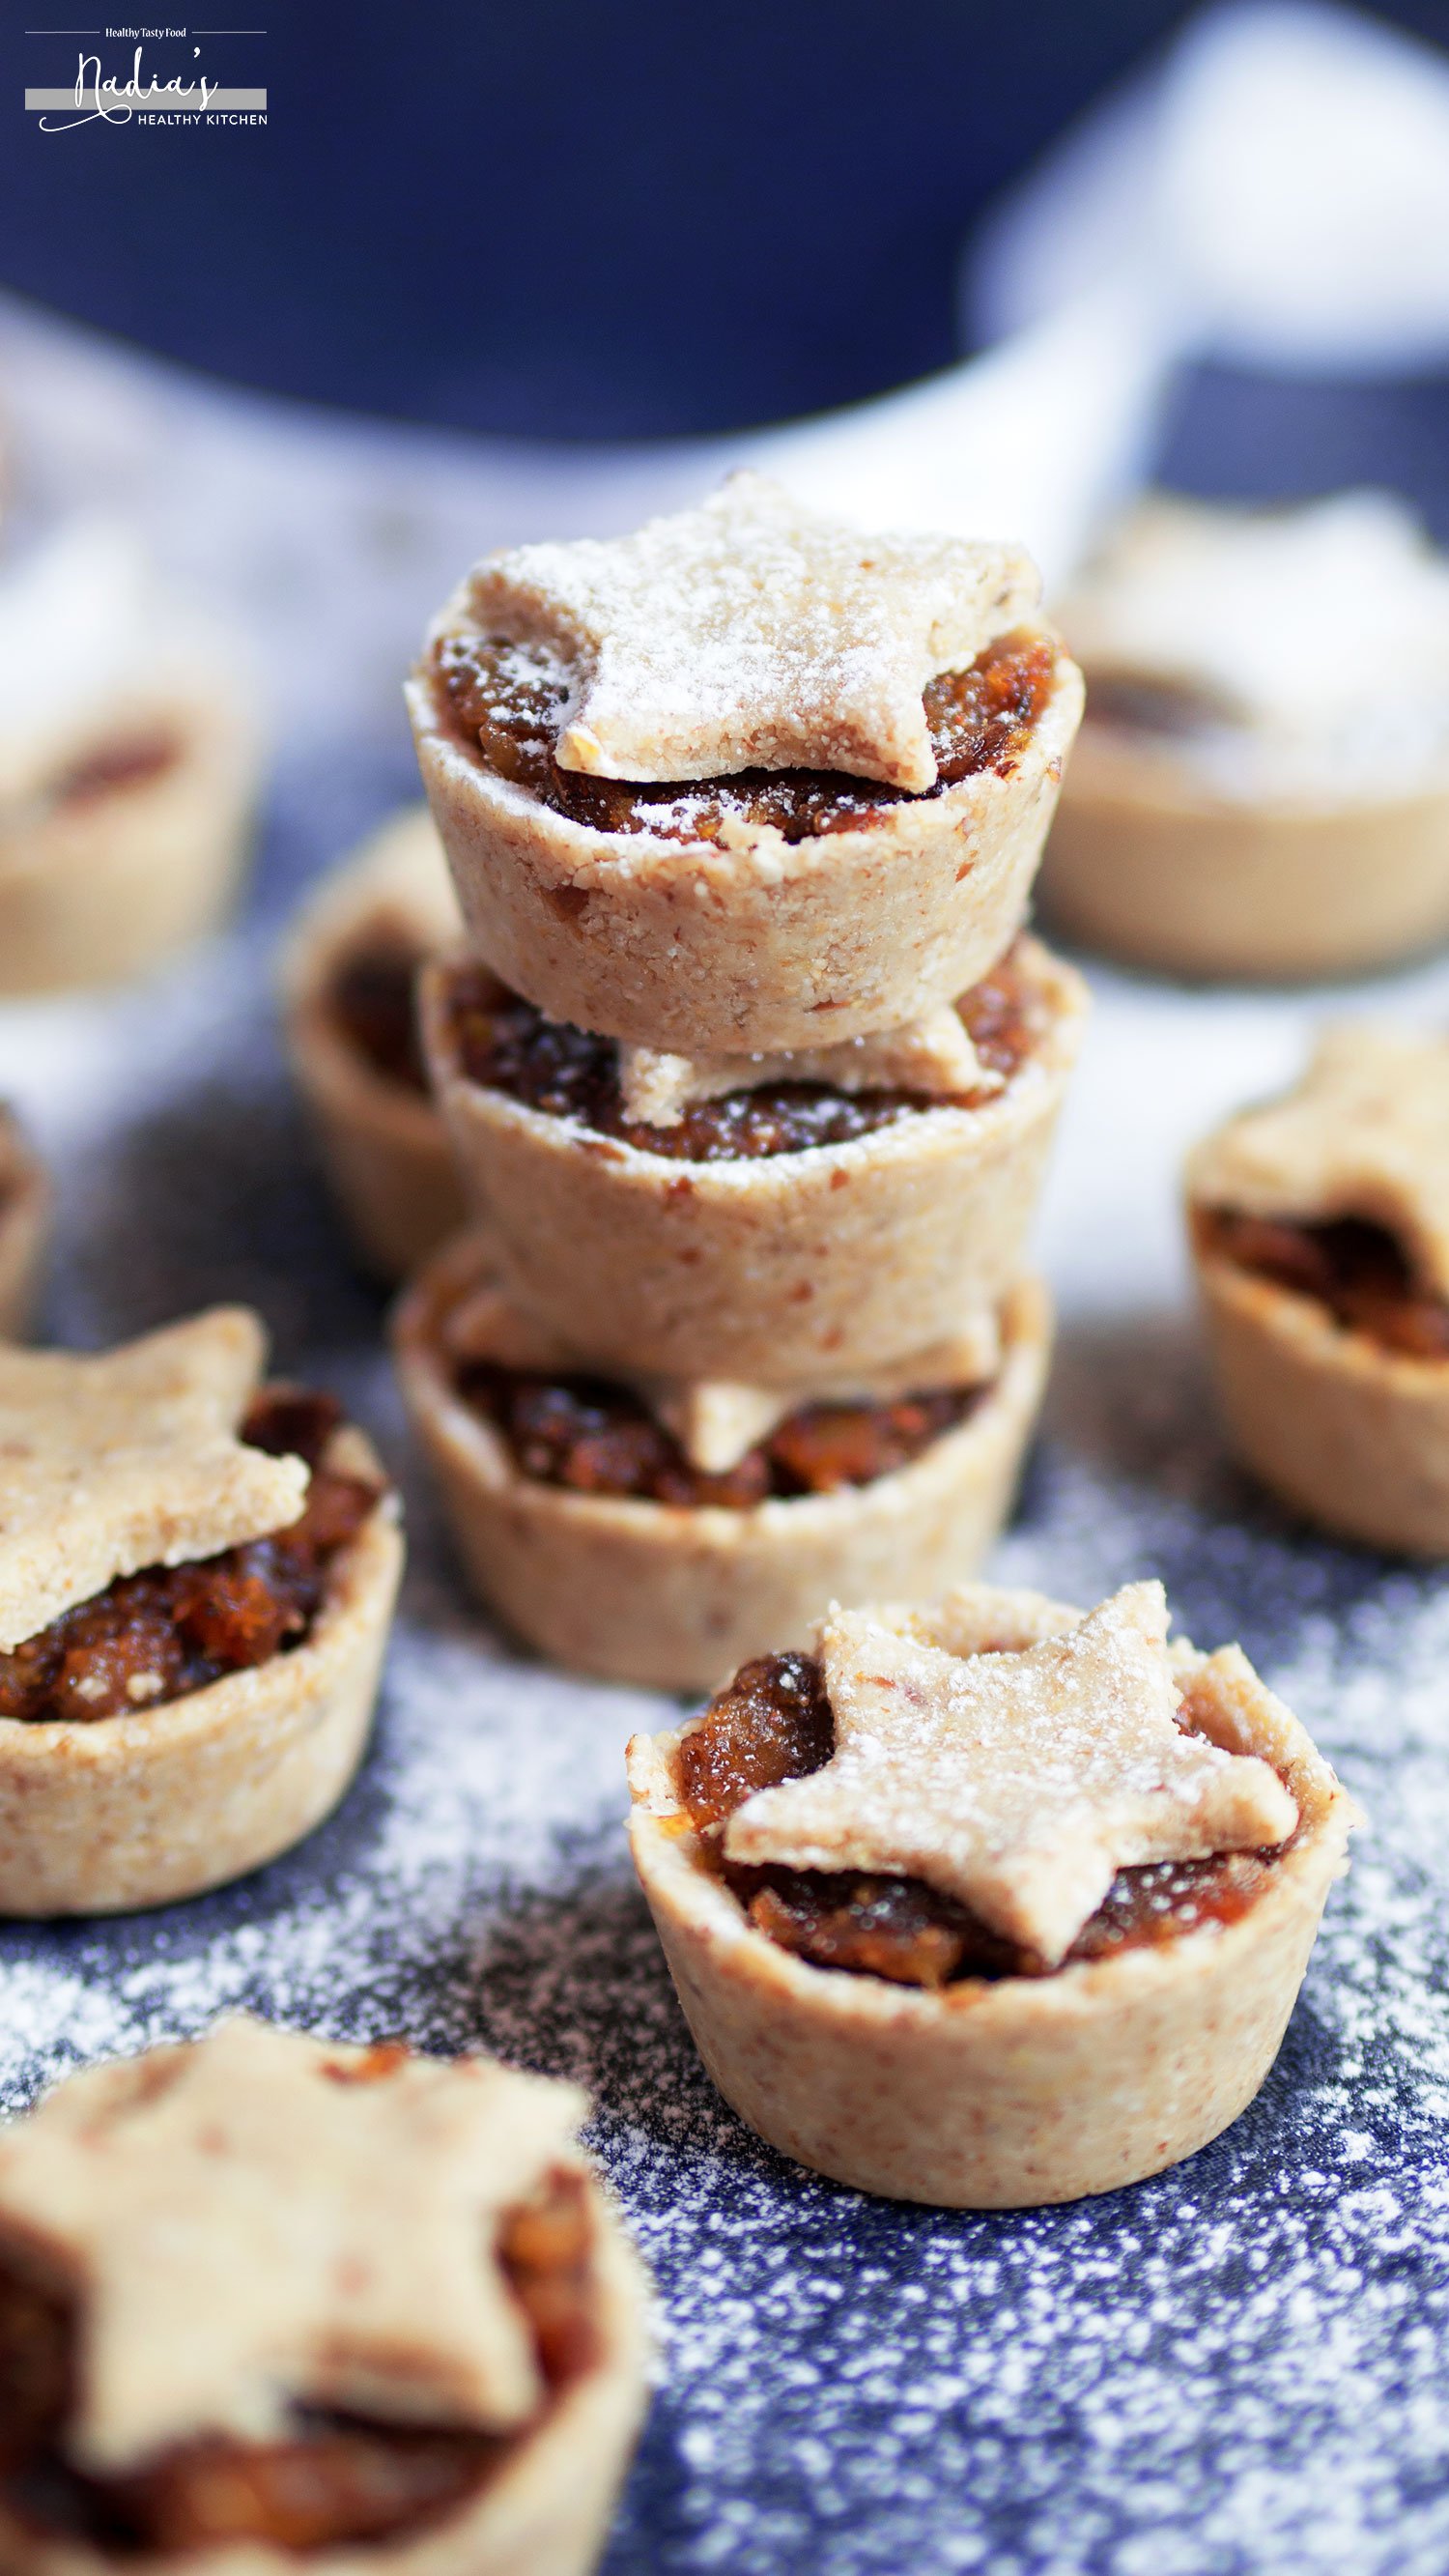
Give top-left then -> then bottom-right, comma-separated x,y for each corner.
4,323 -> 1449,2571
469,472 -> 1037,789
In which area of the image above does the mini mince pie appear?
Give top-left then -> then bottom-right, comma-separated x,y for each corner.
0,520 -> 260,996
628,1579 -> 1355,2205
0,1309 -> 403,1915
391,1228 -> 1051,1690
0,2016 -> 650,2576
0,1107 -> 51,1343
1043,493 -> 1449,981
419,933 -> 1087,1385
283,806 -> 467,1281
407,472 -> 1083,1055
1188,1025 -> 1449,1554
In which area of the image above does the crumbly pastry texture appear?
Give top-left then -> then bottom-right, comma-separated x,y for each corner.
724,1581 -> 1297,1964
615,1006 -> 993,1128
1187,1025 -> 1449,1295
0,1312 -> 308,1652
0,2015 -> 588,2472
466,472 -> 1038,792
440,1265 -> 1000,1476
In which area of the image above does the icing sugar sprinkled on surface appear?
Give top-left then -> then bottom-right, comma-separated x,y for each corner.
3,326 -> 1449,2564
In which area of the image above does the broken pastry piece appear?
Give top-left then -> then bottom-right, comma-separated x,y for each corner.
407,473 -> 1083,1054
391,1229 -> 1050,1689
0,519 -> 260,995
0,2017 -> 649,2576
0,1310 -> 403,1914
629,1579 -> 1355,2205
0,1108 -> 50,1342
1044,492 -> 1449,979
282,805 -> 467,1279
1188,1024 -> 1449,1553
421,934 -> 1087,1384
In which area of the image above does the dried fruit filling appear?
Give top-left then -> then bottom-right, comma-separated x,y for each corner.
330,940 -> 430,1094
1205,1208 -> 1449,1360
0,2158 -> 597,2556
447,942 -> 1037,1165
0,1392 -> 381,1727
458,1363 -> 979,1508
678,1652 -> 1287,1988
434,625 -> 1058,844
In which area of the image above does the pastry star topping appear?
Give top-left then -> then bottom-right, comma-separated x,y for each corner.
466,472 -> 1039,792
724,1581 -> 1298,1964
615,1004 -> 995,1130
0,1310 -> 309,1653
0,2018 -> 588,2472
1188,1025 -> 1449,1298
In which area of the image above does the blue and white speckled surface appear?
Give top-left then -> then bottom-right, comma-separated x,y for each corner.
2,298 -> 1449,2574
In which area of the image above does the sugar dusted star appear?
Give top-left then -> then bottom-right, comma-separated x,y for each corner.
466,472 -> 1039,791
0,1311 -> 309,1651
0,2017 -> 589,2471
724,1581 -> 1298,1964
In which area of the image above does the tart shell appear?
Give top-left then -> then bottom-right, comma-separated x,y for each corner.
1040,733 -> 1449,981
0,1109 -> 51,1341
0,1430 -> 404,1917
627,1604 -> 1355,2206
1192,1222 -> 1449,1554
0,2188 -> 650,2576
283,809 -> 466,1281
391,1230 -> 1053,1691
420,938 -> 1087,1384
0,682 -> 259,998
404,649 -> 1083,1054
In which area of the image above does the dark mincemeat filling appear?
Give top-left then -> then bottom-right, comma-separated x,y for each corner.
0,2069 -> 597,2559
1205,1209 -> 1449,1361
329,942 -> 431,1095
447,941 -> 1037,1165
678,1650 -> 1288,1987
457,1363 -> 979,1509
433,626 -> 1058,846
0,1391 -> 381,1727
54,732 -> 179,809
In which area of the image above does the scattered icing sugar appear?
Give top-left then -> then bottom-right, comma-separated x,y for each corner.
4,312 -> 1449,2564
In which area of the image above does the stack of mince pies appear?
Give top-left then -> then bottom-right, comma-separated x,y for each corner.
396,472 -> 1089,1687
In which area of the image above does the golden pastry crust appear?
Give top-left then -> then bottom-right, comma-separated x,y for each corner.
1190,1217 -> 1449,1555
0,2025 -> 651,2576
0,1108 -> 51,1342
282,808 -> 467,1281
0,1312 -> 309,1652
0,2205 -> 646,2576
420,937 -> 1086,1385
1041,732 -> 1449,981
627,1587 -> 1356,2206
391,1230 -> 1052,1691
0,678 -> 259,997
0,1417 -> 403,1916
405,649 -> 1082,1055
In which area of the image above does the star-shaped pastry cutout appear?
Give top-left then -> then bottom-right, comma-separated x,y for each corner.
0,1310 -> 309,1651
724,1582 -> 1297,1964
466,472 -> 1039,791
1188,1025 -> 1449,1298
615,1003 -> 994,1129
0,2018 -> 589,2472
